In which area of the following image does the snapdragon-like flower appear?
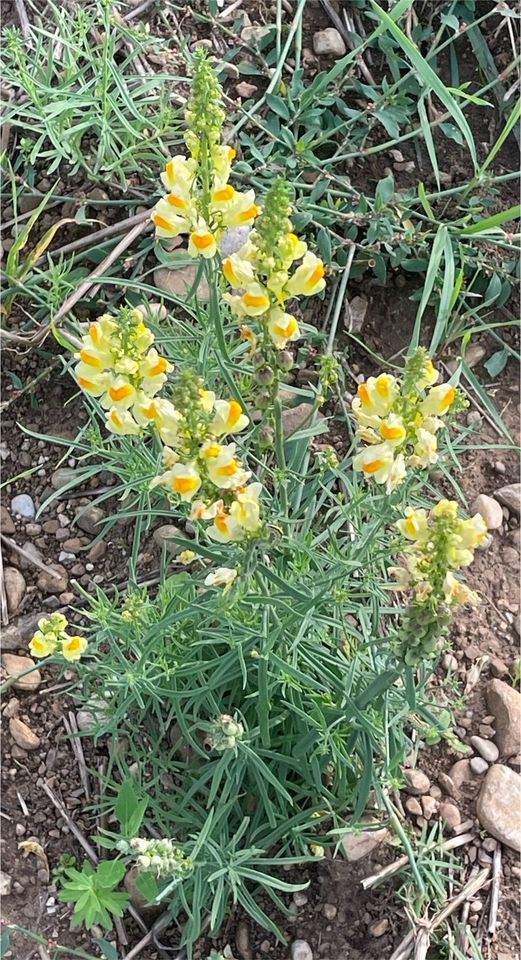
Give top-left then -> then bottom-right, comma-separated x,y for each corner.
150,370 -> 263,543
391,499 -> 485,663
29,614 -> 88,662
204,567 -> 238,591
221,178 -> 326,353
74,307 -> 173,438
352,349 -> 463,492
150,49 -> 259,256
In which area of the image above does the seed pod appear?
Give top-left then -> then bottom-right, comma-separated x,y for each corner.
278,350 -> 294,371
251,351 -> 265,368
255,389 -> 272,409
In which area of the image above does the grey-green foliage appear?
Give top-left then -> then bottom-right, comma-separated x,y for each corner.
1,1 -> 182,185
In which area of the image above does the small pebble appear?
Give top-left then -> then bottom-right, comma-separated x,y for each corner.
323,904 -> 337,920
472,493 -> 503,531
369,918 -> 389,937
470,736 -> 499,763
10,494 -> 35,519
439,802 -> 461,832
291,940 -> 313,960
470,757 -> 489,776
404,768 -> 430,795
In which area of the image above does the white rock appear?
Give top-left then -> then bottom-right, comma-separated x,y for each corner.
220,226 -> 250,257
323,903 -> 337,920
470,735 -> 499,763
291,940 -> 313,960
472,494 -> 503,530
476,764 -> 521,851
470,757 -> 489,775
0,871 -> 12,896
341,825 -> 389,861
313,27 -> 346,57
11,494 -> 35,519
154,265 -> 210,301
494,483 -> 521,514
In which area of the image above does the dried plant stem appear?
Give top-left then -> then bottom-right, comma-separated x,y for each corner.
362,833 -> 476,890
0,534 -> 63,580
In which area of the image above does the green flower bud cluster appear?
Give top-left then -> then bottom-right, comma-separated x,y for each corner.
209,713 -> 244,752
250,178 -> 293,273
125,837 -> 193,879
184,48 -> 225,160
396,601 -> 452,665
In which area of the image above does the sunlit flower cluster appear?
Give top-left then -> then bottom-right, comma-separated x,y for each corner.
29,614 -> 88,662
352,348 -> 461,492
150,371 -> 262,543
74,307 -> 173,438
391,499 -> 485,664
391,499 -> 486,605
120,838 -> 193,880
222,178 -> 326,352
151,49 -> 258,257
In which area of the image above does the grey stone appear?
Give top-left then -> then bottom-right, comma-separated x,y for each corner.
403,768 -> 430,795
236,81 -> 258,99
51,467 -> 77,491
15,541 -> 43,571
369,918 -> 389,937
1,505 -> 15,535
476,765 -> 521,851
37,563 -> 68,595
153,525 -> 184,555
494,483 -> 520,514
4,567 -> 26,614
291,940 -> 313,960
313,27 -> 346,57
341,825 -> 389,861
75,506 -> 105,536
0,871 -> 12,896
448,759 -> 473,790
470,757 -> 489,775
470,735 -> 499,763
219,226 -> 250,257
154,265 -> 210,301
1,612 -> 43,652
487,679 -> 521,759
472,494 -> 503,530
235,920 -> 252,960
87,540 -> 107,562
10,494 -> 35,519
439,801 -> 461,831
282,402 -> 315,438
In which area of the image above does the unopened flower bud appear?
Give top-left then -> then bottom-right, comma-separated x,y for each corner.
255,366 -> 274,386
255,389 -> 272,409
252,351 -> 265,368
258,425 -> 274,448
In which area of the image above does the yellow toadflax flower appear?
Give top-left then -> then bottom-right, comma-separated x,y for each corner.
150,51 -> 258,258
211,399 -> 249,436
62,635 -> 88,662
204,567 -> 238,591
352,350 -> 461,491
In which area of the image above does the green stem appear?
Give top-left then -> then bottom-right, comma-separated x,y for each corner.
273,396 -> 289,530
0,659 -> 52,694
258,607 -> 270,748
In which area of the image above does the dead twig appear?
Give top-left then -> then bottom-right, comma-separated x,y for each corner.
0,534 -> 63,580
123,0 -> 157,21
50,218 -> 150,328
63,711 -> 91,800
390,868 -> 491,960
0,542 -> 9,626
362,833 -> 476,890
488,843 -> 502,934
14,0 -> 31,38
